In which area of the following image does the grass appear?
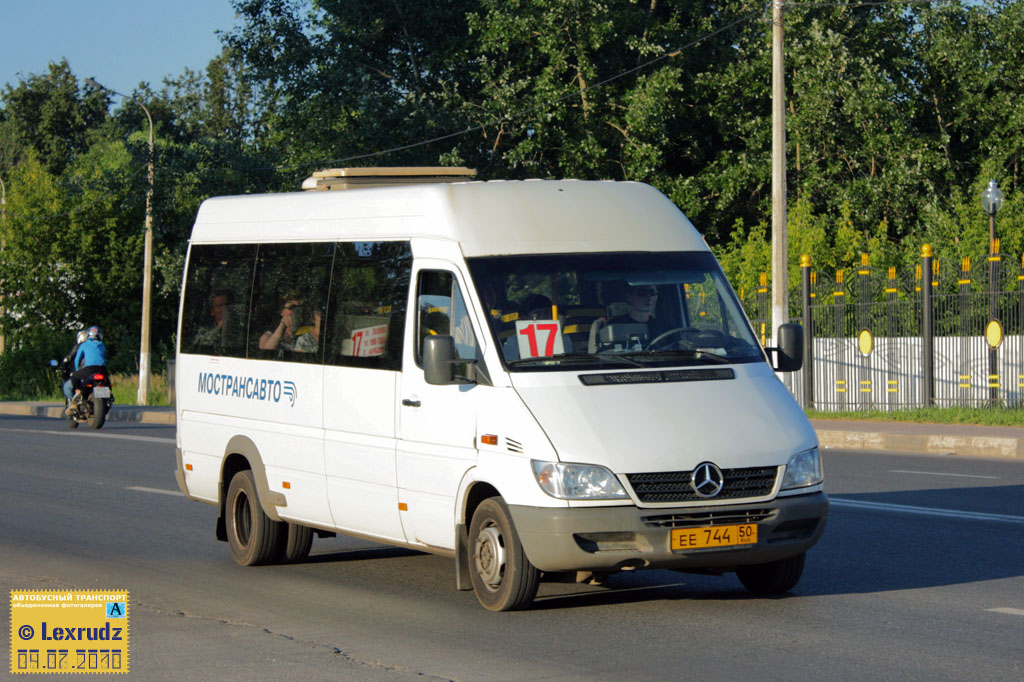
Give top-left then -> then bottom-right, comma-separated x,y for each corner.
806,406 -> 1024,427
110,373 -> 172,407
30,373 -> 173,407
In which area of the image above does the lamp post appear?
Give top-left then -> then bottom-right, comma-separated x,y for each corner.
86,78 -> 155,405
981,180 -> 1005,252
980,180 -> 1005,407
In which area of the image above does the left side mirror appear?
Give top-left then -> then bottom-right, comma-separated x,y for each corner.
423,335 -> 456,385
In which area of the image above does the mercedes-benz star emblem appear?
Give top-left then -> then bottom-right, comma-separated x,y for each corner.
691,462 -> 724,498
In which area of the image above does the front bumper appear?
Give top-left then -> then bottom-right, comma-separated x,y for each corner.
509,492 -> 828,573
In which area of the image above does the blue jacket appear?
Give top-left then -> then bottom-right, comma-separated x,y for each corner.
74,340 -> 107,369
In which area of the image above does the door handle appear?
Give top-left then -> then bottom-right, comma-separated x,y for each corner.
402,398 -> 421,407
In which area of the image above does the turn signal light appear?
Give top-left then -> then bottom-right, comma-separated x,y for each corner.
282,481 -> 291,489
480,434 -> 499,446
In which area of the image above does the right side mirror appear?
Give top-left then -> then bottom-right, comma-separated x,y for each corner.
771,323 -> 803,372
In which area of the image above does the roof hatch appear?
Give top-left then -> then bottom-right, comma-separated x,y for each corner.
301,166 -> 477,191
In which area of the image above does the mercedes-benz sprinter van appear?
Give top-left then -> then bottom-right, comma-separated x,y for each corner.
175,167 -> 827,611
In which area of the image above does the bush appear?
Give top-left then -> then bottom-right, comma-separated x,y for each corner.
0,328 -> 70,400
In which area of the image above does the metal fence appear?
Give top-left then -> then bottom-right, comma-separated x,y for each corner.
739,244 -> 1024,411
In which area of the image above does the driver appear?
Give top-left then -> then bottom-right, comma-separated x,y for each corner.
609,285 -> 659,329
589,284 -> 663,351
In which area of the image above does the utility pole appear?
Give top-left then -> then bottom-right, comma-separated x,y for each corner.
85,78 -> 155,405
771,0 -> 789,342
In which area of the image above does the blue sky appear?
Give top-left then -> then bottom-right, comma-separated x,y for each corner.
1,1 -> 242,94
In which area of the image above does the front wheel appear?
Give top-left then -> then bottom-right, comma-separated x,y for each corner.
226,470 -> 284,566
468,497 -> 539,611
736,552 -> 806,595
89,394 -> 106,429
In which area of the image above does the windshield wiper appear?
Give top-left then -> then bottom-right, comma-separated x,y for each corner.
619,349 -> 731,364
507,352 -> 644,368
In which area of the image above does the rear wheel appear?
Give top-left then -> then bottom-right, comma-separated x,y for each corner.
468,497 -> 539,611
89,394 -> 106,429
736,552 -> 806,595
279,523 -> 313,563
226,470 -> 284,566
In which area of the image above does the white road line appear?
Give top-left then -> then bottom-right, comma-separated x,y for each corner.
127,486 -> 184,497
830,497 -> 1024,524
986,608 -> 1024,617
889,470 -> 1001,480
0,427 -> 174,444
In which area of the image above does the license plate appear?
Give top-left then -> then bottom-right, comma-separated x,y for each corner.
671,523 -> 757,550
92,387 -> 111,398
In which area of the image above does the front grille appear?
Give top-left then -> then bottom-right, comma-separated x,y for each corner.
642,508 -> 776,529
626,466 -> 779,503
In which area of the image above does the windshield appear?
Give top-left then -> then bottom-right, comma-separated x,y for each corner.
466,252 -> 765,371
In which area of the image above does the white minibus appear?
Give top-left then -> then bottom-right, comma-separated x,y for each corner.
174,167 -> 827,611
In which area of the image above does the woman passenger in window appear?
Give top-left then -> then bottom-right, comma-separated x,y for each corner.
259,292 -> 321,353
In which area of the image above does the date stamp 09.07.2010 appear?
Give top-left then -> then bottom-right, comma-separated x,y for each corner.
10,590 -> 129,675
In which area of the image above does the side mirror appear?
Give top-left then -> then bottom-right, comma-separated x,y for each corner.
770,323 -> 803,372
422,335 -> 489,386
423,335 -> 456,385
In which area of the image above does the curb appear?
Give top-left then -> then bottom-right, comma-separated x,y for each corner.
0,402 -> 175,425
815,428 -> 1024,459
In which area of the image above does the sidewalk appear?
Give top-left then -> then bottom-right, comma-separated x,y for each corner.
0,401 -> 1020,458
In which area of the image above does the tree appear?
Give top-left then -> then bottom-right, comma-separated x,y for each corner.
0,60 -> 108,176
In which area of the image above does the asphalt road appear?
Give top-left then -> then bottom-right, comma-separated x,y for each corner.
2,415 -> 1022,681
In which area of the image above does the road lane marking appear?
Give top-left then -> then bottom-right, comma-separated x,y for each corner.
127,486 -> 184,496
889,470 -> 1000,480
830,497 -> 1024,524
0,426 -> 174,444
986,608 -> 1024,617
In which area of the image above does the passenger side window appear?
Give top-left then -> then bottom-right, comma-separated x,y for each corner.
179,244 -> 255,358
416,270 -> 479,363
249,243 -> 333,363
324,241 -> 412,371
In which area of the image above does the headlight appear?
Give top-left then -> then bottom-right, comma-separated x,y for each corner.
781,447 -> 823,490
531,460 -> 629,500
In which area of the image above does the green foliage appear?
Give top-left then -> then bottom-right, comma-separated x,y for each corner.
0,326 -> 69,400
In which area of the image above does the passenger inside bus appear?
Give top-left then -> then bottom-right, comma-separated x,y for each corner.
259,293 -> 321,353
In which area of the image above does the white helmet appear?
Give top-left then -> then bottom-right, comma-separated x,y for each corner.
76,330 -> 88,344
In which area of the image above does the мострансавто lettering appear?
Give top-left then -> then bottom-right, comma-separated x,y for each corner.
197,372 -> 284,403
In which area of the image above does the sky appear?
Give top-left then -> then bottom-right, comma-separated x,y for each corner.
1,1 -> 242,94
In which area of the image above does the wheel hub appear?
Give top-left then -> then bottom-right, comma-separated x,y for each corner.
474,525 -> 505,588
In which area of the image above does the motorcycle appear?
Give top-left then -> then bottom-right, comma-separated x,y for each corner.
50,359 -> 114,430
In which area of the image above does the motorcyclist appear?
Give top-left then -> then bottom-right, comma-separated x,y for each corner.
62,329 -> 88,405
66,326 -> 108,415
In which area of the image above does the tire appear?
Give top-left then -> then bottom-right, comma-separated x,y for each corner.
279,523 -> 313,563
89,394 -> 106,430
736,552 -> 806,595
468,497 -> 539,611
66,414 -> 79,429
226,470 -> 284,566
